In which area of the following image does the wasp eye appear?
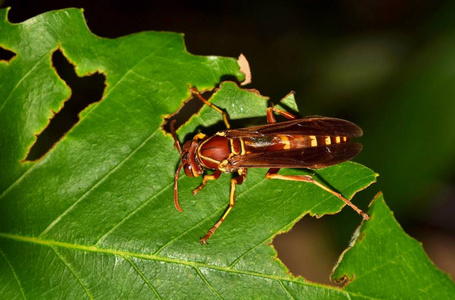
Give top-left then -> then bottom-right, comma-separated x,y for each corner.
184,164 -> 194,177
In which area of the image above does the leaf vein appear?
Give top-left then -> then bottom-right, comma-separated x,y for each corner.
349,245 -> 418,282
95,181 -> 173,246
278,280 -> 296,300
154,175 -> 270,255
228,193 -> 334,269
0,249 -> 27,300
124,256 -> 162,299
153,204 -> 223,255
51,246 -> 94,300
0,53 -> 48,113
39,127 -> 161,237
194,267 -> 223,299
101,38 -> 174,100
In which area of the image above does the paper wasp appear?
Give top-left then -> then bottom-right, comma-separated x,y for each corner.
171,87 -> 368,244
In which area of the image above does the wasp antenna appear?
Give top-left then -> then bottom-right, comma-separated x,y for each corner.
174,162 -> 184,212
170,119 -> 182,155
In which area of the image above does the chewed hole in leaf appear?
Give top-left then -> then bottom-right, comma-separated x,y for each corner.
0,46 -> 16,63
273,216 -> 341,286
162,90 -> 213,135
25,49 -> 106,161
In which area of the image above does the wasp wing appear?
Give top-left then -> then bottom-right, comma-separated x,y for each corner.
224,117 -> 362,138
229,143 -> 362,169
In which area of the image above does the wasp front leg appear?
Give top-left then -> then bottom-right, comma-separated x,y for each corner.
265,168 -> 369,220
200,168 -> 247,244
191,87 -> 231,129
192,170 -> 222,196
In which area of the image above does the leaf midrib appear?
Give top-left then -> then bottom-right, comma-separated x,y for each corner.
0,231 -> 332,289
1,231 -> 386,299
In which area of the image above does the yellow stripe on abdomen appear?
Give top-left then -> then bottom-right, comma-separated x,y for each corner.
280,136 -> 291,149
309,135 -> 317,147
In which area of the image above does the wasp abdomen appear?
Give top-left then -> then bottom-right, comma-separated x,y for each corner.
242,134 -> 349,154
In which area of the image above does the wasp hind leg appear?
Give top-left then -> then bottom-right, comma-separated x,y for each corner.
266,107 -> 298,124
265,168 -> 369,220
200,168 -> 247,244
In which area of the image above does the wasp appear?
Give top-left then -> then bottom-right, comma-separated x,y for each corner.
171,87 -> 368,244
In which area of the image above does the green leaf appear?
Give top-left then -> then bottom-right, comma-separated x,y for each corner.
1,8 -> 452,299
332,193 -> 455,299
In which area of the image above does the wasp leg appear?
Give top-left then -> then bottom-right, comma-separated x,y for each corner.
266,107 -> 298,124
265,168 -> 369,220
200,168 -> 247,244
192,132 -> 207,141
193,170 -> 222,196
266,107 -> 277,124
272,107 -> 298,120
191,87 -> 231,129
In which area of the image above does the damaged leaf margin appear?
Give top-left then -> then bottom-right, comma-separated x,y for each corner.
331,192 -> 455,299
0,7 -> 244,194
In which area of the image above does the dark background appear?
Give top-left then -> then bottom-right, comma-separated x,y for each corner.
2,0 -> 454,284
